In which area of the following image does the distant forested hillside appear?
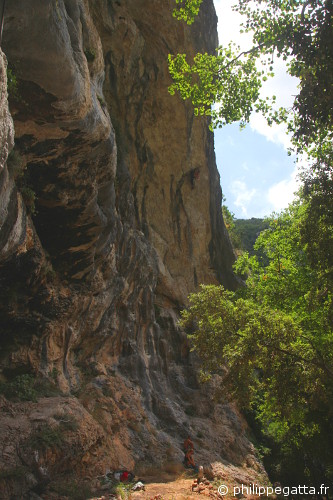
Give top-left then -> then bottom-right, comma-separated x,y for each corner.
234,218 -> 269,254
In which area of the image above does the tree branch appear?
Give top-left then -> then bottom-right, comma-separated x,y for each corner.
216,39 -> 280,74
301,0 -> 312,23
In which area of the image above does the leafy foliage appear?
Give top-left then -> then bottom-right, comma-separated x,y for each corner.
222,204 -> 242,250
113,482 -> 136,500
7,148 -> 25,180
236,0 -> 333,153
300,164 -> 333,285
13,157 -> 37,215
84,47 -> 96,63
0,374 -> 38,402
233,218 -> 269,255
173,0 -> 203,24
222,203 -> 269,255
169,0 -> 333,158
6,68 -> 20,100
168,47 -> 274,128
180,179 -> 333,484
0,466 -> 28,481
20,186 -> 36,215
28,425 -> 64,451
27,415 -> 79,455
0,373 -> 61,402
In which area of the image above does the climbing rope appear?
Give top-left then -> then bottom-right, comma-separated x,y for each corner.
0,0 -> 6,48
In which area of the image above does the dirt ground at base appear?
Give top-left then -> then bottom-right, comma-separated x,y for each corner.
133,477 -> 201,499
89,471 -> 242,500
88,459 -> 270,500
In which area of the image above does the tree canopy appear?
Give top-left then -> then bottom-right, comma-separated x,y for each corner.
221,206 -> 269,255
180,176 -> 333,484
173,0 -> 333,487
170,0 -> 333,161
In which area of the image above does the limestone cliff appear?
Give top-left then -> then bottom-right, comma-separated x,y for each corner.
0,1 -> 263,497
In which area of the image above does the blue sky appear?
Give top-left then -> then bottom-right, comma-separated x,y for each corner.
215,125 -> 297,218
213,0 -> 300,218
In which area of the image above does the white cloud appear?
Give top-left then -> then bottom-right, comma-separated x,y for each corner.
250,58 -> 299,149
214,0 -> 252,50
267,167 -> 299,212
249,114 -> 292,150
230,180 -> 256,216
258,58 -> 299,109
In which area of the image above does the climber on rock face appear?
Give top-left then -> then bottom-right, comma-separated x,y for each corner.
190,168 -> 200,189
184,435 -> 194,452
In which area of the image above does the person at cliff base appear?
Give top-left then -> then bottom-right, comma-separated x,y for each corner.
183,435 -> 198,471
113,470 -> 134,482
184,435 -> 194,453
184,448 -> 198,471
120,471 -> 129,482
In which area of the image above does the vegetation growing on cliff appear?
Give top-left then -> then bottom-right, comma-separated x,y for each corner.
6,68 -> 19,100
173,0 -> 203,24
0,373 -> 61,402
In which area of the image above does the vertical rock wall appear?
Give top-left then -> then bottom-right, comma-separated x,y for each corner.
0,1 -> 263,497
0,49 -> 20,261
92,0 -> 236,305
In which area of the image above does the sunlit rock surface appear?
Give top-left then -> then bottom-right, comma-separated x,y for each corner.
0,1 -> 264,496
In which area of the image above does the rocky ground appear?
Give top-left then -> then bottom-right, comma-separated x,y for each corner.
21,460 -> 269,499
86,464 -> 272,500
0,389 -> 268,498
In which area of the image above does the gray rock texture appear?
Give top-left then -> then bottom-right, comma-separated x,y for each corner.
0,1 -> 264,496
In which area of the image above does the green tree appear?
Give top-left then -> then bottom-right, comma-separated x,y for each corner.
221,196 -> 269,255
173,0 -> 203,24
169,0 -> 333,161
168,46 -> 273,128
300,164 -> 333,288
173,0 -> 333,485
233,218 -> 269,255
222,200 -> 242,251
180,191 -> 333,485
237,0 -> 333,149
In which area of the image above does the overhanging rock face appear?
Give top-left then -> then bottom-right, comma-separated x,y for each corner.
0,1 -> 263,496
